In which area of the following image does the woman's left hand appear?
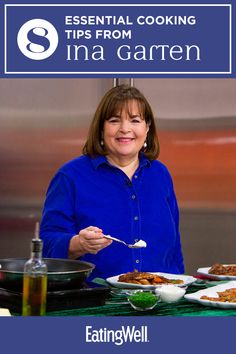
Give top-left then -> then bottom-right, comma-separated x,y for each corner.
68,226 -> 112,258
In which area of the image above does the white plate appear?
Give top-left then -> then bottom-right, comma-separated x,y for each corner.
197,265 -> 236,280
106,272 -> 196,289
185,281 -> 236,309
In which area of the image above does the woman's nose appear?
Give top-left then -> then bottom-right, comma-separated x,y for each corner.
119,119 -> 131,132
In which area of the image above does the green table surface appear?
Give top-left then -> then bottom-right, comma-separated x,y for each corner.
45,283 -> 236,317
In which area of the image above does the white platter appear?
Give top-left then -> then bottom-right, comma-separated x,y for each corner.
106,272 -> 196,289
184,281 -> 236,309
197,265 -> 236,280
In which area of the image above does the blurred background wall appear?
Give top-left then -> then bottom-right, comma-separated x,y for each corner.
0,78 -> 236,274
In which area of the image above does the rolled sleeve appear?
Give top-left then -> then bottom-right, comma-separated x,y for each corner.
40,172 -> 77,258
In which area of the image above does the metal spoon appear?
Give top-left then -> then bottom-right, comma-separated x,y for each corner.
104,235 -> 147,249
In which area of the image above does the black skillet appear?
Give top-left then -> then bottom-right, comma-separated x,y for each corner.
0,258 -> 95,291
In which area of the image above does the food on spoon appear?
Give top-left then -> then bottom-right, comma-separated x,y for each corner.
208,263 -> 236,276
200,288 -> 236,302
133,240 -> 147,248
118,271 -> 183,285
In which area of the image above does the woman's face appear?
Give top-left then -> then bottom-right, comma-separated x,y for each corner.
103,99 -> 149,162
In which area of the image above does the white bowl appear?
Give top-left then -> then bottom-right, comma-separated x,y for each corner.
155,285 -> 186,303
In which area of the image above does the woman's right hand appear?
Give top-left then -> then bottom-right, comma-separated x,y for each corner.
68,226 -> 112,259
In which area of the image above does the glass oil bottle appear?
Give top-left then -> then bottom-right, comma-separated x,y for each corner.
22,222 -> 47,316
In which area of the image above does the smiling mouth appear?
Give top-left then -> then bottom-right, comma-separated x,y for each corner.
116,138 -> 134,143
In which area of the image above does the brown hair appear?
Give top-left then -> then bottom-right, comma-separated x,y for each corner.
83,85 -> 160,160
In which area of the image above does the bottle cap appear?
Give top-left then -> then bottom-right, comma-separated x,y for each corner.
30,221 -> 43,252
31,238 -> 43,253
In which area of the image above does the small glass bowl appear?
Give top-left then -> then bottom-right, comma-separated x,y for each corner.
128,291 -> 159,311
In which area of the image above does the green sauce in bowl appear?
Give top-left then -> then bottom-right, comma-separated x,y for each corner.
128,291 -> 158,311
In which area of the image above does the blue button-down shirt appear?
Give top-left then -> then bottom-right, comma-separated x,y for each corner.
40,154 -> 184,280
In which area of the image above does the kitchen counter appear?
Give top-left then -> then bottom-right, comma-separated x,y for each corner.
10,284 -> 236,317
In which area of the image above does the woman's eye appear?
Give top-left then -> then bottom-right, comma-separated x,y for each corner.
108,117 -> 120,123
131,118 -> 141,123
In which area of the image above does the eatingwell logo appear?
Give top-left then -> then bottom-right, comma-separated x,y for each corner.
86,325 -> 149,345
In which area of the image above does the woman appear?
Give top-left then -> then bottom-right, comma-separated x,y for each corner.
40,85 -> 184,279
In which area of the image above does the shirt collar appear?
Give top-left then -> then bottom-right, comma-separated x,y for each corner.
90,153 -> 151,170
90,155 -> 108,169
139,152 -> 151,168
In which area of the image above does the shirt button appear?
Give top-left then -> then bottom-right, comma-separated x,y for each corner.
135,259 -> 140,264
131,194 -> 136,200
134,216 -> 139,221
134,175 -> 138,179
